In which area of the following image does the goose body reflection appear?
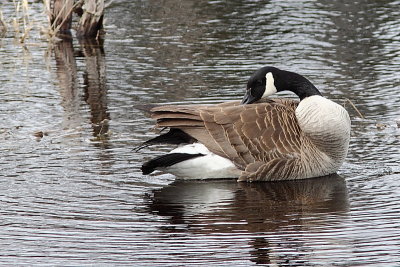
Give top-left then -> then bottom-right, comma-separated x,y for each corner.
148,174 -> 349,231
147,174 -> 349,264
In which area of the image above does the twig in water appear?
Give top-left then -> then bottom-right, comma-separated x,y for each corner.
344,98 -> 365,119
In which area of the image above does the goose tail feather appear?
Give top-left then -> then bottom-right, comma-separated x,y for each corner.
141,153 -> 204,175
134,128 -> 196,152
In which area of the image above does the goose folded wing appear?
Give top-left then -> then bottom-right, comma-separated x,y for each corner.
149,99 -> 303,178
200,100 -> 302,163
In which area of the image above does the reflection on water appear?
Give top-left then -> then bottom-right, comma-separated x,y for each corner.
149,175 -> 349,265
149,175 -> 348,231
54,37 -> 109,142
0,0 -> 399,265
80,39 -> 110,141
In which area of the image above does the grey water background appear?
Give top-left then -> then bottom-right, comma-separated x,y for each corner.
1,0 -> 400,265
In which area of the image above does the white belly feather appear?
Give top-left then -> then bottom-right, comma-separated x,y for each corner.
164,143 -> 241,179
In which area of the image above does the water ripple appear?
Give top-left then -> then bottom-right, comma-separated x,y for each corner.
1,0 -> 400,265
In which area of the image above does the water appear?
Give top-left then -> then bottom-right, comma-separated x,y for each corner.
0,0 -> 399,265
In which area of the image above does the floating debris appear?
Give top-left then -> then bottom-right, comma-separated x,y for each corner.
33,131 -> 49,139
376,123 -> 387,130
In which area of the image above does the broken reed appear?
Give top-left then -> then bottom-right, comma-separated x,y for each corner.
0,0 -> 34,43
1,0 -> 84,42
344,98 -> 365,119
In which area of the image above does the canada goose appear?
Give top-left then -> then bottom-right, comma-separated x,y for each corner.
140,67 -> 351,182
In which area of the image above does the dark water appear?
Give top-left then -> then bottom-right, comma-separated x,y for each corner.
1,0 -> 400,265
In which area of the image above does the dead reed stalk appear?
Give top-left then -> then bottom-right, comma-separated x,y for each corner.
344,98 -> 365,119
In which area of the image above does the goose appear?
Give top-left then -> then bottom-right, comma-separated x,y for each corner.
139,67 -> 351,182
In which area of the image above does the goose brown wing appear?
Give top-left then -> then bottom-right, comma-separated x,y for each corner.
151,102 -> 244,163
150,99 -> 302,176
200,99 -> 302,167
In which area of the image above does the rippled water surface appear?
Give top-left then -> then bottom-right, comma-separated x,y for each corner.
1,0 -> 400,265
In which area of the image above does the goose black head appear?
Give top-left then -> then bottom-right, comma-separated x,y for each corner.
241,66 -> 321,104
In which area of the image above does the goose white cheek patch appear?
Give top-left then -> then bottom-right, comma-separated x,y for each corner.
262,72 -> 277,98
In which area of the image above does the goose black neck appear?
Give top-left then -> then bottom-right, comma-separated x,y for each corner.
283,71 -> 322,101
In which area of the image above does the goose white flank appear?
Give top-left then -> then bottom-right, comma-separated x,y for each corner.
139,67 -> 351,182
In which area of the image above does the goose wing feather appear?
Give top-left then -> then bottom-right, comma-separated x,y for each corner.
149,99 -> 305,181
